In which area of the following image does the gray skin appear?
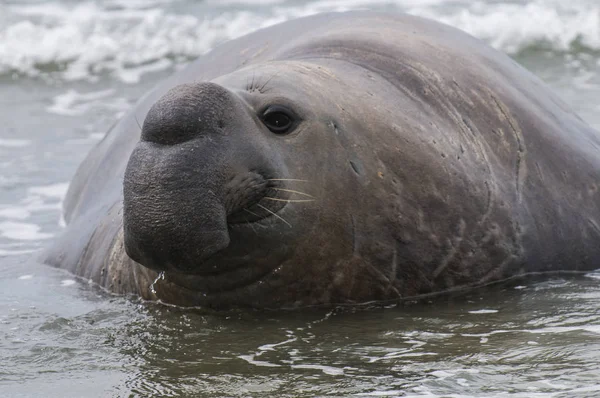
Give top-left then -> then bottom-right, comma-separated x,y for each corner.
43,11 -> 600,309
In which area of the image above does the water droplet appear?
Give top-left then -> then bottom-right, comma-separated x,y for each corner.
149,271 -> 165,294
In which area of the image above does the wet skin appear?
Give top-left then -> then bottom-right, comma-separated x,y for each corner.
43,12 -> 600,309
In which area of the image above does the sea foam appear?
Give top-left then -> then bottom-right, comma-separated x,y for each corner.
0,0 -> 598,82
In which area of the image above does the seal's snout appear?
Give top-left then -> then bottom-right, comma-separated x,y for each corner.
141,82 -> 234,145
123,80 -> 289,275
123,81 -> 239,273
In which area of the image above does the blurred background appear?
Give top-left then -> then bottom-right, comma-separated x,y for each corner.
0,1 -> 599,397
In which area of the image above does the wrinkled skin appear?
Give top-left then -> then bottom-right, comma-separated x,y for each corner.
43,12 -> 600,309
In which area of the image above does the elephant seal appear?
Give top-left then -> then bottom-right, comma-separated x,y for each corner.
43,11 -> 600,309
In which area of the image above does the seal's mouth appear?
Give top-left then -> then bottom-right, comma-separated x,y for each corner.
161,251 -> 280,290
151,259 -> 288,309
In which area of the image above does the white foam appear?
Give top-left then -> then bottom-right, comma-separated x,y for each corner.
468,309 -> 499,314
47,89 -> 115,116
291,363 -> 345,375
237,354 -> 282,367
0,139 -> 31,148
0,249 -> 37,256
0,183 -> 70,246
585,271 -> 600,280
115,58 -> 173,84
0,183 -> 67,233
526,325 -> 600,335
0,221 -> 53,241
1,0 -> 599,82
0,207 -> 31,220
89,133 -> 105,140
431,370 -> 455,379
257,337 -> 298,351
582,325 -> 600,334
206,0 -> 287,5
359,391 -> 406,397
0,2 -> 263,82
28,183 -> 70,199
409,0 -> 600,53
0,184 -> 68,229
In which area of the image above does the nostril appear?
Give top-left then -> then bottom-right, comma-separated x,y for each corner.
141,82 -> 234,145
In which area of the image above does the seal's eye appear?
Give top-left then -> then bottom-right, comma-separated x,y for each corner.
261,106 -> 295,134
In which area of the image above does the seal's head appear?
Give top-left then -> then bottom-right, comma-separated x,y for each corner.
124,80 -> 291,272
123,63 -> 372,308
123,55 -> 489,309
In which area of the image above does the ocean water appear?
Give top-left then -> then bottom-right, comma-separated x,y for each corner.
1,0 -> 600,397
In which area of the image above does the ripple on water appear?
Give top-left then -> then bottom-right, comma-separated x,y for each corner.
1,267 -> 600,396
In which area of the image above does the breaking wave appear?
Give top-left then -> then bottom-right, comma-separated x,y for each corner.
0,0 -> 598,82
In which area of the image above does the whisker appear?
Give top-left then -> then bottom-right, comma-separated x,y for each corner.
134,115 -> 142,131
243,207 -> 261,218
257,204 -> 292,228
259,72 -> 279,92
263,197 -> 315,203
272,188 -> 314,198
242,210 -> 258,235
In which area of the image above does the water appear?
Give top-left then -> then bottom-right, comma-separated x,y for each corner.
1,0 -> 599,396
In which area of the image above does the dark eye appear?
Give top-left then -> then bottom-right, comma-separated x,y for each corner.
261,106 -> 296,134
